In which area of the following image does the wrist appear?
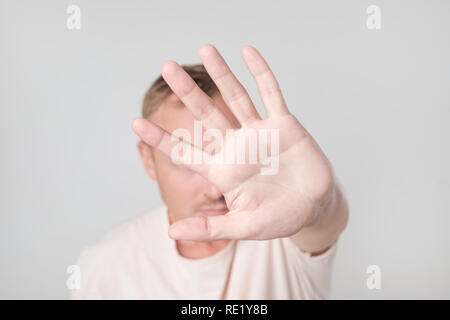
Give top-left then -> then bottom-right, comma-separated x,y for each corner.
303,183 -> 337,228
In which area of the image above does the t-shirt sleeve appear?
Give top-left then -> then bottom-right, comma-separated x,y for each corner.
284,238 -> 339,299
70,245 -> 108,300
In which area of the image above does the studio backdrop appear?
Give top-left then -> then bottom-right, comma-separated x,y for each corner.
1,0 -> 449,299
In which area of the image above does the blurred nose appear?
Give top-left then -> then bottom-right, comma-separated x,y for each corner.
202,178 -> 223,200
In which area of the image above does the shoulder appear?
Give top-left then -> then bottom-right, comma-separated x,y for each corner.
100,204 -> 166,248
282,237 -> 339,263
236,237 -> 338,299
71,205 -> 167,299
236,236 -> 338,263
281,237 -> 339,299
89,205 -> 166,254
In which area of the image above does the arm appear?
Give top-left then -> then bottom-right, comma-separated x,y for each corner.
289,182 -> 349,256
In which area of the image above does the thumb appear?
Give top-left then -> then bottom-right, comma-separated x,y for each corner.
168,211 -> 253,241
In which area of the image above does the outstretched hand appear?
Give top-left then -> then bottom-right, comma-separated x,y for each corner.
132,45 -> 335,242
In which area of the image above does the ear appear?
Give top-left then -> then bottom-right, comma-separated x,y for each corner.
137,141 -> 157,180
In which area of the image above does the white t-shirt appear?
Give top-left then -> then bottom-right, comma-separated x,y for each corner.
71,205 -> 338,300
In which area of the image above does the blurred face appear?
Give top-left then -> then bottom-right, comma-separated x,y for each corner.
138,93 -> 240,225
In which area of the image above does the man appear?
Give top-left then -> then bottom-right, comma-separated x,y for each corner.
72,45 -> 349,299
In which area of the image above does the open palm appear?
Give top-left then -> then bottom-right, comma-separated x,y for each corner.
132,45 -> 334,241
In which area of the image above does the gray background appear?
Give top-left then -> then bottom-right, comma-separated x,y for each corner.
1,0 -> 449,299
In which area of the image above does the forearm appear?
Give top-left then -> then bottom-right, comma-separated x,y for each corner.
289,182 -> 349,255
